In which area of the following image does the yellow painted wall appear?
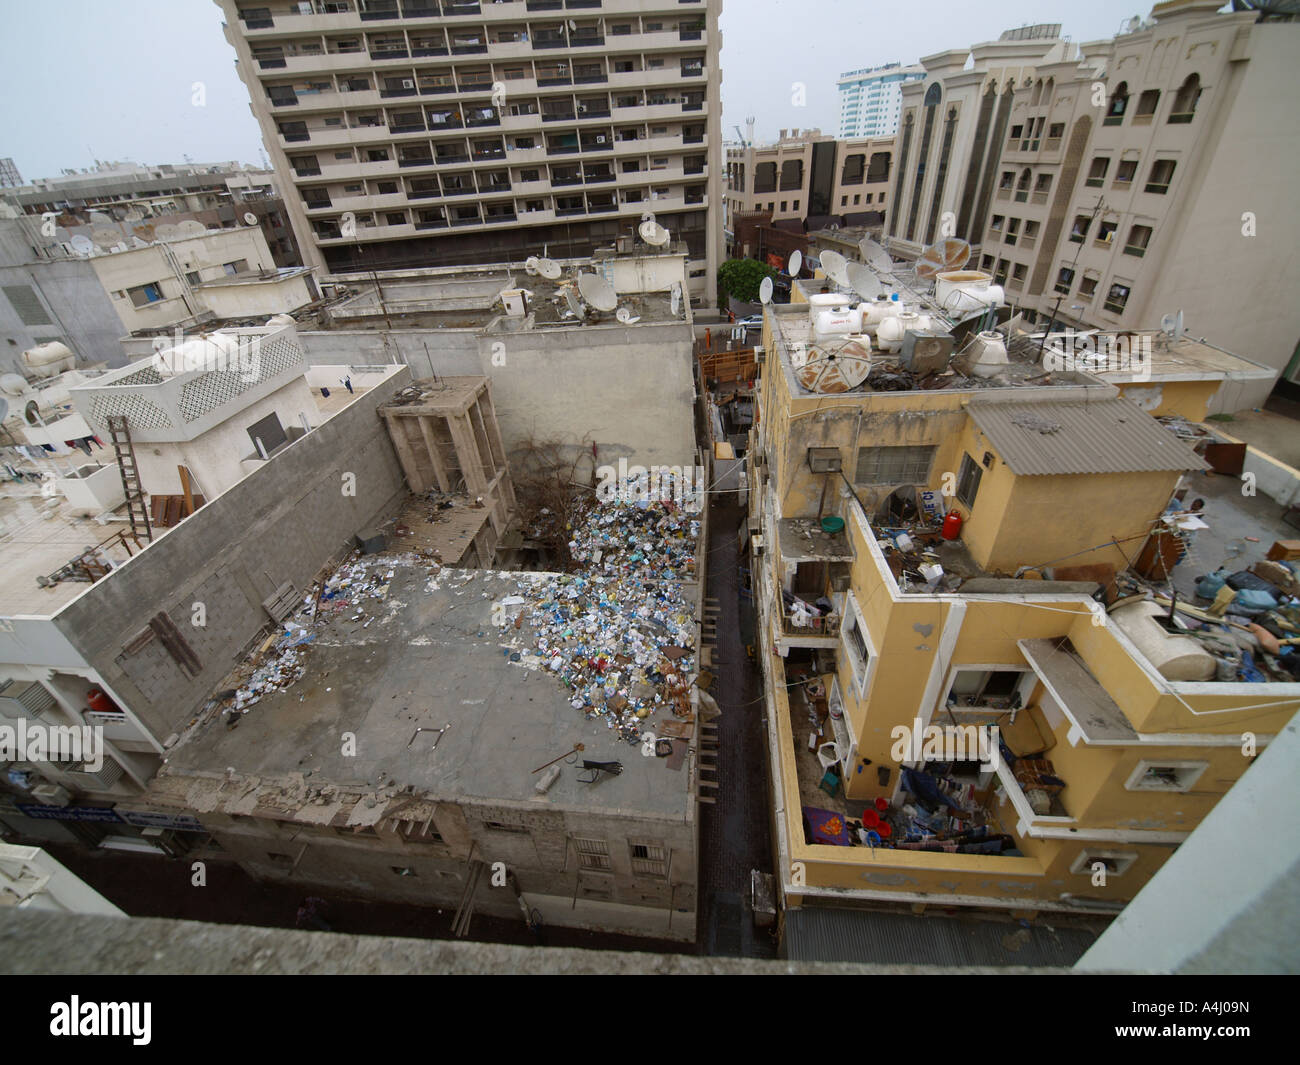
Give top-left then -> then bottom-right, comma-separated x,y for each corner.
1118,379 -> 1219,422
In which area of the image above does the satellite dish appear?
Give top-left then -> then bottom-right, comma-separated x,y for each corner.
243,212 -> 258,226
91,227 -> 120,249
670,282 -> 682,317
915,238 -> 972,280
792,339 -> 872,393
578,272 -> 618,312
820,250 -> 850,287
537,258 -> 562,280
562,286 -> 584,318
177,220 -> 207,238
639,219 -> 670,247
847,262 -> 882,301
568,19 -> 577,30
788,249 -> 803,277
858,238 -> 894,274
69,235 -> 95,256
1160,309 -> 1185,340
616,306 -> 640,325
88,211 -> 112,224
24,399 -> 42,426
524,256 -> 541,276
0,373 -> 30,397
155,223 -> 179,242
759,276 -> 774,305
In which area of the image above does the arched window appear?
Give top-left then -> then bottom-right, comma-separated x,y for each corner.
1170,74 -> 1201,123
1105,81 -> 1128,125
924,82 -> 941,107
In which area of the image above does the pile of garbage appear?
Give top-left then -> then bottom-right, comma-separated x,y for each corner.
497,489 -> 701,745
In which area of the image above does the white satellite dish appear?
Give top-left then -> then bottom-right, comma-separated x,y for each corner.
537,257 -> 562,280
88,211 -> 112,224
759,276 -> 774,305
639,219 -> 670,247
670,282 -> 682,317
524,256 -> 541,276
91,227 -> 120,249
820,250 -> 850,287
1160,309 -> 1185,340
243,212 -> 258,226
616,306 -> 640,325
578,272 -> 618,312
177,220 -> 207,238
847,261 -> 882,301
641,211 -> 656,223
858,238 -> 894,274
69,235 -> 95,256
788,249 -> 802,277
155,223 -> 179,242
0,373 -> 30,397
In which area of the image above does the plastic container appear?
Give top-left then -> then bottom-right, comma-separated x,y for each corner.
942,511 -> 963,541
820,515 -> 845,534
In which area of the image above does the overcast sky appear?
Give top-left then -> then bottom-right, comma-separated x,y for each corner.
1,1 -> 1192,181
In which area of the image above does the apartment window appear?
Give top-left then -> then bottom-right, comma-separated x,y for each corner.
396,820 -> 443,844
994,259 -> 1009,286
948,667 -> 1031,708
998,170 -> 1014,191
1085,157 -> 1109,187
223,260 -> 248,276
367,149 -> 390,162
185,271 -> 201,286
780,201 -> 787,212
1047,122 -> 1064,141
1134,89 -> 1160,123
956,452 -> 983,507
1103,283 -> 1132,314
127,282 -> 165,307
1169,74 -> 1201,124
852,195 -> 859,205
1114,159 -> 1138,186
842,601 -> 873,697
520,168 -> 540,182
855,445 -> 936,485
1079,274 -> 1099,298
1125,224 -> 1153,257
574,838 -> 612,871
629,841 -> 667,878
1024,219 -> 1040,242
1145,159 -> 1176,194
793,199 -> 800,210
1009,123 -> 1024,142
1125,760 -> 1208,793
1034,173 -> 1052,195
1054,266 -> 1075,295
990,215 -> 1005,234
1105,81 -> 1128,125
1070,850 -> 1138,877
841,195 -> 848,206
386,212 -> 406,226
1012,263 -> 1027,282
1005,218 -> 1021,245
1068,215 -> 1090,243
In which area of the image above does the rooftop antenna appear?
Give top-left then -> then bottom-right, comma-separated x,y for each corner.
1160,309 -> 1185,341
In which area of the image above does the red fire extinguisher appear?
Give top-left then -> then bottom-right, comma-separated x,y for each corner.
942,511 -> 963,541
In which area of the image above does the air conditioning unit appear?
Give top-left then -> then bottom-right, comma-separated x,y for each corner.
66,757 -> 125,791
31,783 -> 72,807
0,679 -> 56,721
900,330 -> 955,375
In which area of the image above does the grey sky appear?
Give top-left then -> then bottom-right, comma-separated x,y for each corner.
0,1 -> 1185,181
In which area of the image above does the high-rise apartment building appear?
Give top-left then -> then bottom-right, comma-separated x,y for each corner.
836,63 -> 925,139
215,0 -> 723,303
974,0 -> 1300,409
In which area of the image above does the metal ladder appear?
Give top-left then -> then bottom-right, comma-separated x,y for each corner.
106,415 -> 152,543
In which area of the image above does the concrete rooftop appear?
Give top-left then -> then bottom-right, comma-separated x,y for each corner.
160,564 -> 694,819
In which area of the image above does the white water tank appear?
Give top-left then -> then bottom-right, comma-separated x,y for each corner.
1109,601 -> 1217,681
935,270 -> 1005,316
22,341 -> 75,380
878,311 -> 929,352
862,294 -> 903,333
808,293 -> 864,337
957,331 -> 1010,377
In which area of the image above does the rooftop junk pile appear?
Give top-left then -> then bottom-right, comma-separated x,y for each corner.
494,477 -> 702,746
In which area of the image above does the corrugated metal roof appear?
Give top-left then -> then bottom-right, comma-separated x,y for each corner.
968,397 -> 1208,476
783,906 -> 1102,967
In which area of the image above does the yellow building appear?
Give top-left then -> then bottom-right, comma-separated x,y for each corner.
748,295 -> 1300,925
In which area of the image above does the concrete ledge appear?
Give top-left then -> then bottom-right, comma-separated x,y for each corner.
0,909 -> 1075,975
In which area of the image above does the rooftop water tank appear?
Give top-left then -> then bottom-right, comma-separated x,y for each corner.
22,341 -> 75,380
